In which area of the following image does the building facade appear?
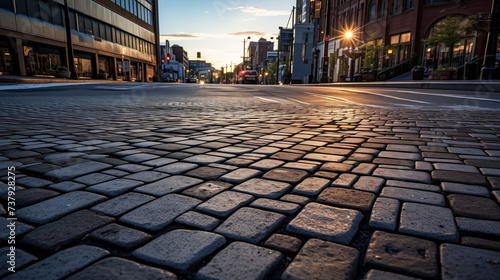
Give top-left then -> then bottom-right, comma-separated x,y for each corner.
295,0 -> 493,83
0,0 -> 160,81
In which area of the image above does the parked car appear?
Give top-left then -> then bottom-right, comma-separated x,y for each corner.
240,70 -> 258,84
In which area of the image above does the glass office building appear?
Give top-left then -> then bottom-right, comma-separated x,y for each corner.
0,0 -> 160,81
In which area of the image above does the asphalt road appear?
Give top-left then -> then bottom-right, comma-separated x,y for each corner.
1,83 -> 500,111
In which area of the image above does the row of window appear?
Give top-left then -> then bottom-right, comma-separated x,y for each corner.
111,0 -> 153,25
74,12 -> 155,55
368,0 -> 415,22
5,0 -> 154,56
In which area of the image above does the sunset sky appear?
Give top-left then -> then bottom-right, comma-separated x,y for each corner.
158,0 -> 295,69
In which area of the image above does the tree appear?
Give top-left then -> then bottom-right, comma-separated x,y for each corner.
361,34 -> 385,70
267,62 -> 277,84
422,15 -> 476,67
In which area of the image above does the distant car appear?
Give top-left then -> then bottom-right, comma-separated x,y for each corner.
186,77 -> 198,83
241,70 -> 258,84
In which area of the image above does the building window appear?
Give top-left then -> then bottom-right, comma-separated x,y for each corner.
27,0 -> 40,19
0,0 -> 13,12
69,11 -> 76,30
392,0 -> 400,15
15,0 -> 27,15
39,1 -> 50,22
390,34 -> 400,45
368,0 -> 376,22
400,32 -> 411,43
51,4 -> 64,27
379,0 -> 385,18
405,0 -> 414,10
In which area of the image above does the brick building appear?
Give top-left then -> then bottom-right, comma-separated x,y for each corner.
311,0 -> 493,82
0,0 -> 160,81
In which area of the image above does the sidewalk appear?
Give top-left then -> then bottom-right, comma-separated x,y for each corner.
0,75 -> 129,84
294,80 -> 500,93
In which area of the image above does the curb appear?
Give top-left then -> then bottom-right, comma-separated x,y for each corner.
291,82 -> 500,93
0,78 -> 131,84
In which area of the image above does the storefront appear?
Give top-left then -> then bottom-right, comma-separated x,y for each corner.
388,32 -> 411,67
74,52 -> 93,79
0,39 -> 13,74
23,44 -> 63,76
98,55 -> 113,79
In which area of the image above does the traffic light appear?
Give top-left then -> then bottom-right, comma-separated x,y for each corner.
166,53 -> 171,64
221,67 -> 224,73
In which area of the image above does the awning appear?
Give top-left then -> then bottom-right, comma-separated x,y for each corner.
343,50 -> 364,59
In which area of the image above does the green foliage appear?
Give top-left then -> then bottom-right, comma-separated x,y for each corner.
437,66 -> 457,71
267,62 -> 277,84
422,15 -> 476,67
361,34 -> 385,70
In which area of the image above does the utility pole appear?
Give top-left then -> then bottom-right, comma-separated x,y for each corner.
481,0 -> 500,80
63,0 -> 77,79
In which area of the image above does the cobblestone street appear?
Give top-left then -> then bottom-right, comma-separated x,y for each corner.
1,84 -> 500,279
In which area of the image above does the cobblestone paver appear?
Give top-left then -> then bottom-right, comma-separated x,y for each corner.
2,88 -> 500,279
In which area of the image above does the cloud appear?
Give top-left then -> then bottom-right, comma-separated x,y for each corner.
228,31 -> 266,36
161,33 -> 200,39
230,6 -> 289,17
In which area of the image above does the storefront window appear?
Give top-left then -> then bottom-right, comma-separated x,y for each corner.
74,54 -> 93,78
0,47 -> 13,74
117,60 -> 124,80
24,45 -> 62,76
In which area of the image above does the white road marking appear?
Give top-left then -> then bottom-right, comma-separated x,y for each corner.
283,97 -> 310,105
255,96 -> 282,103
396,90 -> 500,103
338,88 -> 431,104
306,92 -> 365,106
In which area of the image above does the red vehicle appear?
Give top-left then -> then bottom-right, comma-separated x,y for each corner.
239,70 -> 258,84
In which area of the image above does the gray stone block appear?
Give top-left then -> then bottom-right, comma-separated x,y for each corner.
44,161 -> 112,180
66,257 -> 177,280
381,186 -> 445,206
134,175 -> 203,196
232,178 -> 291,198
3,245 -> 109,280
91,192 -> 155,217
133,229 -> 226,270
441,244 -> 500,280
17,191 -> 107,224
399,202 -> 459,242
120,194 -> 201,231
373,168 -> 431,183
369,197 -> 400,231
455,217 -> 500,236
86,179 -> 143,196
195,242 -> 283,280
250,198 -> 300,215
286,202 -> 363,244
21,210 -> 114,252
365,231 -> 438,278
292,177 -> 331,196
175,211 -> 220,230
282,239 -> 359,280
196,191 -> 254,217
215,207 -> 285,244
